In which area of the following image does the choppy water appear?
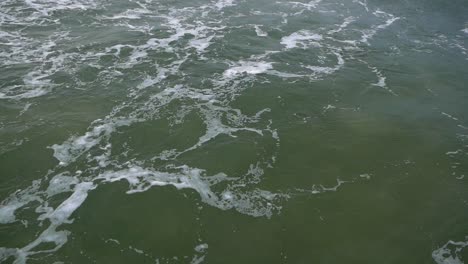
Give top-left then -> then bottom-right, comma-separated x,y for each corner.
0,0 -> 467,263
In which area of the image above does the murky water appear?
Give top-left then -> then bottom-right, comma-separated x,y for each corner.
0,0 -> 467,263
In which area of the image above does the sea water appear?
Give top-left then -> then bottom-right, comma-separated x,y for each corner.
0,0 -> 467,263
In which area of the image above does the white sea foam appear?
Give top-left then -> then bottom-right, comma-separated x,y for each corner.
305,65 -> 336,75
24,0 -> 98,17
0,153 -> 289,263
0,30 -> 74,100
0,204 -> 22,224
442,112 -> 460,122
328,16 -> 355,34
194,243 -> 208,253
322,104 -> 336,113
95,163 -> 287,218
191,255 -> 205,264
50,118 -> 135,165
102,8 -> 151,20
0,179 -> 95,263
359,173 -> 371,180
172,106 -> 265,156
214,0 -> 236,10
281,31 -> 323,49
376,16 -> 400,30
372,72 -> 386,87
223,61 -> 273,77
18,103 -> 32,116
369,66 -> 397,95
360,12 -> 400,44
353,0 -> 369,12
46,174 -> 79,197
320,179 -> 346,192
304,51 -> 344,78
432,240 -> 468,264
189,35 -> 214,53
287,0 -> 322,11
43,182 -> 95,224
0,87 -> 48,100
267,70 -> 305,78
0,180 -> 42,224
191,243 -> 208,264
446,150 -> 462,155
254,25 -> 268,37
296,179 -> 347,194
137,76 -> 160,90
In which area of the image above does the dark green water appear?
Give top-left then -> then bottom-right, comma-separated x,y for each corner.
0,0 -> 468,263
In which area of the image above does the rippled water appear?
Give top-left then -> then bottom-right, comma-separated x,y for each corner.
0,0 -> 467,263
